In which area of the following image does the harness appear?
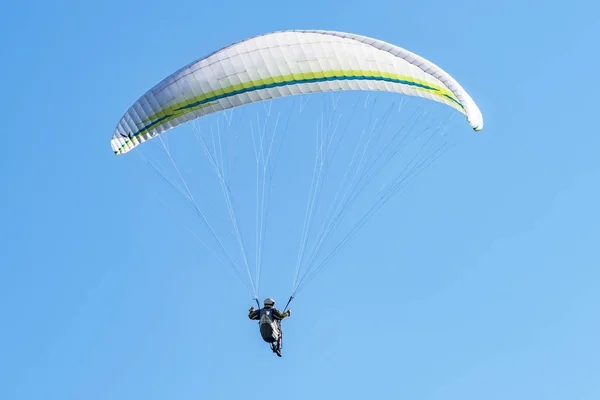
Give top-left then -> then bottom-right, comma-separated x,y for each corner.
254,296 -> 294,351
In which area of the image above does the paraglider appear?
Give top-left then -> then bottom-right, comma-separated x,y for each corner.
248,298 -> 291,357
111,29 -> 483,355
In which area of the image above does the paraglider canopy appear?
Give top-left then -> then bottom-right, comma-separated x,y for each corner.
111,30 -> 483,156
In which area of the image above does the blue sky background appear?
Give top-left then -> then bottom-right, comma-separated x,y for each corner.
1,0 -> 599,399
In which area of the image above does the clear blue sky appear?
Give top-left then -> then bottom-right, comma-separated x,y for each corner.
2,0 -> 599,399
